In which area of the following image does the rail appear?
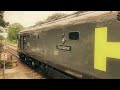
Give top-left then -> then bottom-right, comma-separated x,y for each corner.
5,44 -> 50,79
6,44 -> 18,58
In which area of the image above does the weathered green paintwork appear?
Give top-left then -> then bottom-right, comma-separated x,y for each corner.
18,11 -> 120,79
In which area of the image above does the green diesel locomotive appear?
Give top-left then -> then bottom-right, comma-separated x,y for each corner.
18,11 -> 120,79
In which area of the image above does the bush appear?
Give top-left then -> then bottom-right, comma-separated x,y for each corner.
0,42 -> 4,53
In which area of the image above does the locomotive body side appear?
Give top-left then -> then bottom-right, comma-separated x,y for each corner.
18,12 -> 120,79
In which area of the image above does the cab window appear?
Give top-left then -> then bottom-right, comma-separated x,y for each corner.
69,32 -> 79,40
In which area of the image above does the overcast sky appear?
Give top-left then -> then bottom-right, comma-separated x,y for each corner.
4,11 -> 76,27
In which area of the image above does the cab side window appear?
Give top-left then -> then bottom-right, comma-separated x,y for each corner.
69,32 -> 79,40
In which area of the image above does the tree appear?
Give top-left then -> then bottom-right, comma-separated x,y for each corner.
0,11 -> 9,27
0,42 -> 4,53
46,13 -> 66,22
0,35 -> 4,52
29,12 -> 67,28
7,23 -> 24,42
0,35 -> 4,41
35,21 -> 44,25
32,12 -> 67,27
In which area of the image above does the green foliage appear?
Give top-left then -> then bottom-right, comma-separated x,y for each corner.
46,13 -> 66,22
0,35 -> 4,53
6,23 -> 24,42
33,13 -> 67,27
7,39 -> 17,45
35,21 -> 44,26
0,35 -> 5,41
0,42 -> 4,53
0,11 -> 9,27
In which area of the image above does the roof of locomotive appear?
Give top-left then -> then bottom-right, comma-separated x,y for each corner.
20,11 -> 117,34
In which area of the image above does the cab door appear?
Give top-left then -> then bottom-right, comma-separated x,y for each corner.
20,36 -> 23,50
23,36 -> 27,51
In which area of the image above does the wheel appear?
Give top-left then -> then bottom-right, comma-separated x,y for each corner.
38,62 -> 43,73
44,65 -> 49,74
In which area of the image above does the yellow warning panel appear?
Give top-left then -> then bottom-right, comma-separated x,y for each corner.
94,27 -> 120,72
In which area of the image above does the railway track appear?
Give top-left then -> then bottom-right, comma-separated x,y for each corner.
7,44 -> 77,79
4,44 -> 49,79
6,45 -> 19,58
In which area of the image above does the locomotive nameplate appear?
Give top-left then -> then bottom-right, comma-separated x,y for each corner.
56,45 -> 71,51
